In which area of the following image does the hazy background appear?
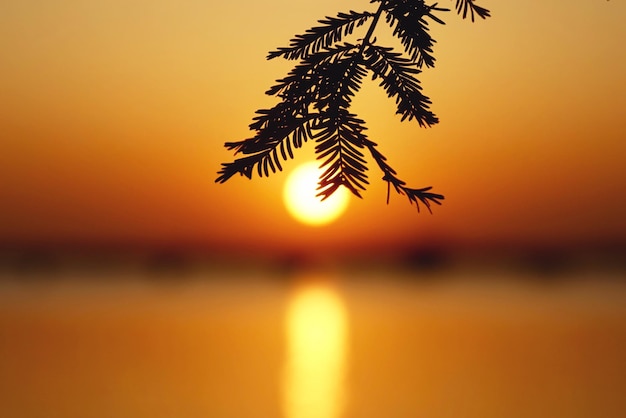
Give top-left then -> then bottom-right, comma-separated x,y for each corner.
0,1 -> 625,418
1,0 -> 625,258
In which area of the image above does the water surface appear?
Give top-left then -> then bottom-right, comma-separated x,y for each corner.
1,268 -> 624,418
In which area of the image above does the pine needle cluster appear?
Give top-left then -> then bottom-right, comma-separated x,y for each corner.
216,0 -> 490,212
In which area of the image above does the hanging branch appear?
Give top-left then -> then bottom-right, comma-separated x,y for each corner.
216,0 -> 491,213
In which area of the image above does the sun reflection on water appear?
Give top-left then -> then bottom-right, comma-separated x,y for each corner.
283,283 -> 349,418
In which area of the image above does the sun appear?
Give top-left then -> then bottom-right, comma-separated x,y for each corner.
283,162 -> 350,226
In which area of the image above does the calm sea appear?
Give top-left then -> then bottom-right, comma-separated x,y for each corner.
1,267 -> 625,418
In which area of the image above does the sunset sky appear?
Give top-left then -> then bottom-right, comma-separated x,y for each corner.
1,0 -> 625,256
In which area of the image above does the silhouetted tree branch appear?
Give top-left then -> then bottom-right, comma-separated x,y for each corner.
216,0 -> 490,213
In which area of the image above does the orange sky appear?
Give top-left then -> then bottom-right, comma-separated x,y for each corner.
1,1 -> 625,255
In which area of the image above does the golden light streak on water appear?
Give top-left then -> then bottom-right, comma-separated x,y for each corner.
283,284 -> 349,418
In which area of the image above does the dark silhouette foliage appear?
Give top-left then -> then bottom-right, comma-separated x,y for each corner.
216,0 -> 490,212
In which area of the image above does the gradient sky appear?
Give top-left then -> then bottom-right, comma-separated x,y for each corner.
1,0 -> 625,255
